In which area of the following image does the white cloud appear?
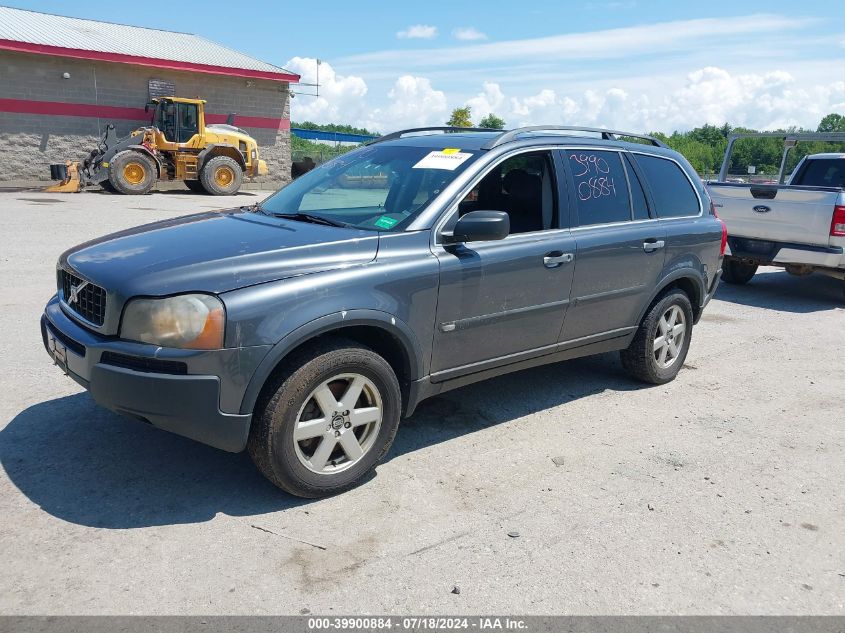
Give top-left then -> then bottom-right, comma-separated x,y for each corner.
452,27 -> 487,41
396,24 -> 438,39
453,69 -> 845,133
363,76 -> 449,131
343,14 -> 814,71
284,57 -> 368,124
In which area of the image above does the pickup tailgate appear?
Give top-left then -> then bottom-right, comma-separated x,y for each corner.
707,183 -> 839,247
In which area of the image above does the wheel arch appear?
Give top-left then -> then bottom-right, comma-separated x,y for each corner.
639,270 -> 706,325
239,310 -> 424,419
198,144 -> 247,171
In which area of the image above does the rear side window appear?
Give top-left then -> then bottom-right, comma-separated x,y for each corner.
792,159 -> 845,188
567,150 -> 631,226
634,154 -> 700,218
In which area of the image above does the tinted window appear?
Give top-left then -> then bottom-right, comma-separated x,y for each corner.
567,150 -> 630,226
792,159 -> 845,188
623,154 -> 650,220
634,154 -> 700,218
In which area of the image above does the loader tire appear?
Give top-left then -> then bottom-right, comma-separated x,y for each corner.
184,180 -> 207,194
108,151 -> 157,195
200,156 -> 243,196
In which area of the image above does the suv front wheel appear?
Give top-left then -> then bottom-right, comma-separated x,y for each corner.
621,289 -> 693,385
248,339 -> 401,498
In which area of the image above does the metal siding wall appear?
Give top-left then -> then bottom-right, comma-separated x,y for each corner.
0,50 -> 291,183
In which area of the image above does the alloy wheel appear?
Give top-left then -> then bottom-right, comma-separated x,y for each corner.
292,373 -> 383,475
653,305 -> 686,368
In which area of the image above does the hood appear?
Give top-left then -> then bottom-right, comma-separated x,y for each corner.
61,209 -> 379,297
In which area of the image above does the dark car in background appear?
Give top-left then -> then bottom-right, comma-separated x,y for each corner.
42,125 -> 725,497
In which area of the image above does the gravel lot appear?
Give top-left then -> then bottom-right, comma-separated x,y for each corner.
0,190 -> 843,615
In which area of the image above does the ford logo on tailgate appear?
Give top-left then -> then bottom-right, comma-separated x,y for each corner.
753,205 -> 771,213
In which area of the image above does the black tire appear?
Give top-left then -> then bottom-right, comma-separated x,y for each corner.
99,180 -> 117,193
721,257 -> 758,285
199,155 -> 243,195
247,339 -> 401,498
184,180 -> 207,194
620,289 -> 694,385
107,150 -> 157,195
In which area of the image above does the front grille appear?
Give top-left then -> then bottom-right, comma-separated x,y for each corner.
58,268 -> 107,326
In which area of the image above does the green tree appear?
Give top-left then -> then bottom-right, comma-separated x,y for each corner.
446,106 -> 473,128
478,113 -> 506,130
817,113 -> 845,132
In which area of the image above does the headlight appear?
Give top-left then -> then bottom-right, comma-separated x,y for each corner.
120,294 -> 225,349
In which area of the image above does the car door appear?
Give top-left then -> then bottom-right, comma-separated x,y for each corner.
558,148 -> 667,344
430,149 -> 577,379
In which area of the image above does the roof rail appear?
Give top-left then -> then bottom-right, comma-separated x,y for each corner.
365,126 -> 500,145
481,126 -> 668,149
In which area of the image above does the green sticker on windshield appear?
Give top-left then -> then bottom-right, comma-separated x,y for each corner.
374,216 -> 399,229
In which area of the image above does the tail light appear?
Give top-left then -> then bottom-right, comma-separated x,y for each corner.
831,205 -> 845,237
712,200 -> 728,256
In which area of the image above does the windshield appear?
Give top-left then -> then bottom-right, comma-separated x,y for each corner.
260,144 -> 479,231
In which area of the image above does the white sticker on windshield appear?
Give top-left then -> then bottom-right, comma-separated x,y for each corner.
412,149 -> 473,171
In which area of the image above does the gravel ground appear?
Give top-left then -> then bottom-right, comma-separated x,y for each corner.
0,190 -> 843,615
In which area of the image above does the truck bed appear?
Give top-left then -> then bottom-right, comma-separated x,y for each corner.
706,182 -> 842,248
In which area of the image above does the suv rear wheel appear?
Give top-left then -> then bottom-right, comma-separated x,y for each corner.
248,339 -> 401,498
621,289 -> 693,384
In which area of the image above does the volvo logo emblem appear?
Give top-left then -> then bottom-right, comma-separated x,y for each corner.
752,205 -> 771,214
67,281 -> 88,305
330,413 -> 345,430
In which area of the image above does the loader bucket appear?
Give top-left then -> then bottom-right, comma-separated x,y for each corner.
45,161 -> 83,193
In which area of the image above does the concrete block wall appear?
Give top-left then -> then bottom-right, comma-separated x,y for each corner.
0,50 -> 291,185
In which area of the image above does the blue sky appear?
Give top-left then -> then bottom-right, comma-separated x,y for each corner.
7,0 -> 845,133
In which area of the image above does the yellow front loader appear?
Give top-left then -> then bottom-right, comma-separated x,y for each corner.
47,97 -> 268,195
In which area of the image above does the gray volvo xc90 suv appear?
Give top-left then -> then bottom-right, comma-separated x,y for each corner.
42,125 -> 726,497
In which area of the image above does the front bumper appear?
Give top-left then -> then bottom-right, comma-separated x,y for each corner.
41,295 -> 270,452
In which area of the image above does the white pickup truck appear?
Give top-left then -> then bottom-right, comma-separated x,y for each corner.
707,133 -> 845,292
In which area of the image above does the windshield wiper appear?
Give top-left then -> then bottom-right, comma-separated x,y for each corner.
270,212 -> 350,228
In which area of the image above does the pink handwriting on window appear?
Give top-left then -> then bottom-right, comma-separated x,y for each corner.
569,153 -> 617,201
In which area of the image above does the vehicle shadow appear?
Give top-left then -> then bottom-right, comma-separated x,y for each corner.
714,268 -> 843,313
152,189 -> 260,197
390,352 -> 644,459
0,393 -> 301,529
0,353 -> 646,528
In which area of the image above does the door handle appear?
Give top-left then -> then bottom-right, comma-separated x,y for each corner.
543,252 -> 574,268
642,240 -> 665,253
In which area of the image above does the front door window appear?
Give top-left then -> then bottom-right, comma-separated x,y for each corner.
177,103 -> 199,143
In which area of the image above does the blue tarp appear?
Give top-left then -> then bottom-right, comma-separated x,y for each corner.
291,128 -> 378,144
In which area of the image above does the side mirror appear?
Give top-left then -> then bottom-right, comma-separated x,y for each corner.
442,210 -> 510,245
